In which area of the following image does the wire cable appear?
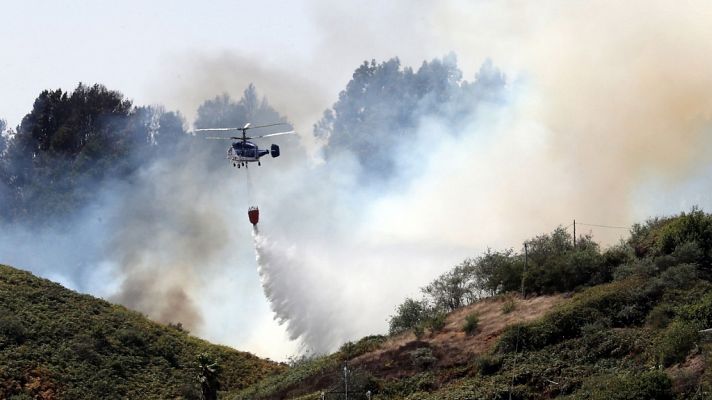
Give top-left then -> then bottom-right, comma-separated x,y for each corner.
577,222 -> 628,230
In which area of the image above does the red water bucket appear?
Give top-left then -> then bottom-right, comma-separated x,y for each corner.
248,207 -> 259,225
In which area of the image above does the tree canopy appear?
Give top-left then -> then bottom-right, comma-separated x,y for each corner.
0,83 -> 187,223
315,55 -> 506,181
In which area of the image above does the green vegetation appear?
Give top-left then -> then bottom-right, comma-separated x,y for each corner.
501,297 -> 517,314
0,264 -> 282,399
5,204 -> 712,398
463,313 -> 479,335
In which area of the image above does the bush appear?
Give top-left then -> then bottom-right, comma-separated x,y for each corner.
474,248 -> 523,295
422,260 -> 479,311
497,278 -> 650,353
339,335 -> 387,359
656,320 -> 699,367
501,297 -> 516,314
0,316 -> 27,344
574,370 -> 673,400
410,347 -> 437,370
463,313 -> 479,335
388,298 -> 430,335
474,354 -> 502,375
426,312 -> 447,333
677,292 -> 712,328
658,263 -> 699,291
380,372 -> 436,397
413,324 -> 425,339
629,208 -> 712,267
646,303 -> 675,329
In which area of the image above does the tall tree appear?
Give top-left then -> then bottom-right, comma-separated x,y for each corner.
193,84 -> 295,167
0,119 -> 7,154
0,83 -> 187,223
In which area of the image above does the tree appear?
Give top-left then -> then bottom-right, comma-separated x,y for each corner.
194,84 -> 287,130
0,118 -> 7,154
0,83 -> 188,223
473,249 -> 523,295
422,260 -> 479,312
315,56 -> 507,182
193,85 -> 295,167
388,298 -> 431,335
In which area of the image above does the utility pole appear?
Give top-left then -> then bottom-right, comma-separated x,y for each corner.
522,243 -> 528,298
573,219 -> 576,248
343,364 -> 348,400
510,242 -> 529,400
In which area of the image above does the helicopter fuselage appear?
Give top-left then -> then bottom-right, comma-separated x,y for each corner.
228,141 -> 269,163
227,140 -> 280,167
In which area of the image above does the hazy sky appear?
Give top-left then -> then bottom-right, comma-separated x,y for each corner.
0,0 -> 456,130
1,1 -> 309,126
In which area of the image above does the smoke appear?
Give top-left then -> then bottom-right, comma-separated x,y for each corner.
237,1 -> 712,354
295,0 -> 712,249
147,52 -> 331,155
105,153 -> 230,330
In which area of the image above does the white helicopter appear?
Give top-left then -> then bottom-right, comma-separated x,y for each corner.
196,122 -> 295,168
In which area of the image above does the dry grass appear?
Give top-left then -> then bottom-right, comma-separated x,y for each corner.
351,294 -> 565,377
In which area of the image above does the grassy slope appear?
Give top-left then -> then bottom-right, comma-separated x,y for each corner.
235,277 -> 712,400
0,264 -> 285,399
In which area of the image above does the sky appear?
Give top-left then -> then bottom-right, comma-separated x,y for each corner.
0,0 -> 451,132
4,0 -> 712,360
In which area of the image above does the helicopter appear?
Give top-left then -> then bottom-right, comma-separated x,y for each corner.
195,122 -> 295,168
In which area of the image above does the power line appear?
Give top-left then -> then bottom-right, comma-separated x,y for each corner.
576,222 -> 628,230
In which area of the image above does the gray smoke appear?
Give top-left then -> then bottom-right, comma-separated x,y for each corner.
105,153 -> 230,330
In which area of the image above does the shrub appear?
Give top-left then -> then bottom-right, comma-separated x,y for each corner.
474,248 -> 523,295
426,312 -> 447,333
413,324 -> 425,340
497,279 -> 647,353
380,373 -> 436,397
422,260 -> 479,311
656,320 -> 699,367
0,316 -> 27,344
463,313 -> 479,335
646,303 -> 675,329
501,297 -> 516,314
676,292 -> 712,328
658,263 -> 698,291
629,208 -> 712,267
474,354 -> 502,375
575,371 -> 673,400
339,335 -> 387,359
410,347 -> 437,370
388,298 -> 430,335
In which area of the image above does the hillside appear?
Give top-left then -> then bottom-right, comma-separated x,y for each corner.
0,264 -> 284,399
234,210 -> 712,399
6,210 -> 712,399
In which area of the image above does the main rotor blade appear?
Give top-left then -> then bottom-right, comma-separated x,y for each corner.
246,130 -> 296,139
205,136 -> 240,140
195,127 -> 242,132
246,123 -> 290,130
